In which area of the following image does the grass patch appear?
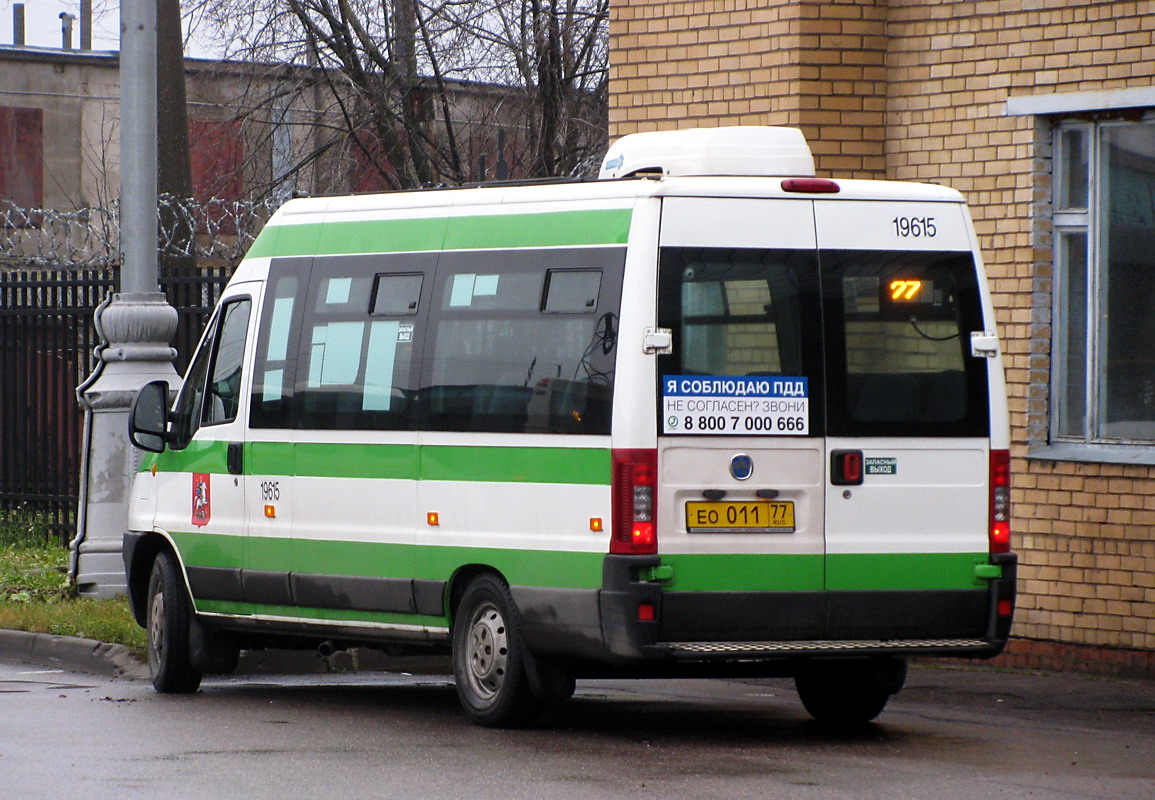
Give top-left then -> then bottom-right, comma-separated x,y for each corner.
0,538 -> 147,660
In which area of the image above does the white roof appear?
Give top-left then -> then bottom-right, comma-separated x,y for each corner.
598,126 -> 816,179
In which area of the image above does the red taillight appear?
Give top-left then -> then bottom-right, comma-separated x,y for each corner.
611,448 -> 658,555
989,449 -> 1011,554
781,178 -> 840,194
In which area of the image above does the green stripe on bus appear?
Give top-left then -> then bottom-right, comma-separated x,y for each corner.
420,445 -> 609,484
168,529 -> 984,595
825,551 -> 989,591
291,442 -> 418,480
171,530 -> 245,570
643,552 -> 984,592
245,209 -> 633,259
159,441 -> 610,485
443,210 -> 632,250
169,532 -> 605,590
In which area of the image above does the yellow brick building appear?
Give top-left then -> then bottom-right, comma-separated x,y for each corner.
611,0 -> 1155,675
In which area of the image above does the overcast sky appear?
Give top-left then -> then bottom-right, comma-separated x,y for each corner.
3,0 -> 118,50
2,1 -> 219,57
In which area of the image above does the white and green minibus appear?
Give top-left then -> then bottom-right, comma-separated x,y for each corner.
125,126 -> 1016,726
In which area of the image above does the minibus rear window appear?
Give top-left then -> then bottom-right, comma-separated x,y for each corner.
823,250 -> 990,437
657,247 -> 825,436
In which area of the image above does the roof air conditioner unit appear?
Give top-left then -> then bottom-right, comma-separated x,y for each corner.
598,126 -> 816,180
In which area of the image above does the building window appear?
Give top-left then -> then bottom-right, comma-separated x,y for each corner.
1052,117 -> 1155,445
189,116 -> 244,233
0,106 -> 44,227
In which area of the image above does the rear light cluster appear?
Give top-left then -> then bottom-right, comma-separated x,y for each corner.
611,449 -> 657,555
989,449 -> 1011,554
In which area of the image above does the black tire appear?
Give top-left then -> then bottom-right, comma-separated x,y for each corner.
529,659 -> 577,705
794,658 -> 906,726
452,574 -> 538,727
146,549 -> 203,693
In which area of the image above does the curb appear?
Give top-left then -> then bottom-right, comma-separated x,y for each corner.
0,628 -> 453,680
0,628 -> 149,680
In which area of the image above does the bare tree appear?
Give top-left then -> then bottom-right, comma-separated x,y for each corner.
180,0 -> 608,195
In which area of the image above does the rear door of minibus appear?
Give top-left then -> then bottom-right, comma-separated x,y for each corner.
654,196 -> 827,642
817,200 -> 995,641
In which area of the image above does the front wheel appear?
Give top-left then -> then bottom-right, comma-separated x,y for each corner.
146,549 -> 203,693
452,574 -> 537,727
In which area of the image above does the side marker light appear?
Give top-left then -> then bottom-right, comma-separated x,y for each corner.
590,517 -> 603,532
427,512 -> 440,526
264,505 -> 276,519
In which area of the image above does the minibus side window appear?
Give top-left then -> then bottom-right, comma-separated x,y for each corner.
421,251 -> 623,434
294,269 -> 423,430
251,269 -> 302,429
169,297 -> 251,448
169,315 -> 219,450
204,300 -> 251,425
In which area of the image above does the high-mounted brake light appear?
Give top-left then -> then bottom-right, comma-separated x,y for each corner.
781,178 -> 840,194
611,449 -> 658,555
989,449 -> 1011,554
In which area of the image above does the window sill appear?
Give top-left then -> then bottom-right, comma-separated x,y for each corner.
1027,443 -> 1155,466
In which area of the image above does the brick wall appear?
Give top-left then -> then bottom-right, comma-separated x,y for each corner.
610,0 -> 889,176
611,0 -> 1155,669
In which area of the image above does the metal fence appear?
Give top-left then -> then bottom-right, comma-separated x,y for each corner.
0,263 -> 234,545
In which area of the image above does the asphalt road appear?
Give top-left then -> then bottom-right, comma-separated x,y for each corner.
1,658 -> 1152,800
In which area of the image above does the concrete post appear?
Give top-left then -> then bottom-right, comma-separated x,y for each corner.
74,297 -> 178,597
73,0 -> 180,597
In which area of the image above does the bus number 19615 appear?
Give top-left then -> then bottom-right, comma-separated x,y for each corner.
892,216 -> 937,238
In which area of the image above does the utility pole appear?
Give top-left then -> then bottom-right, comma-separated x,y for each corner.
72,0 -> 180,597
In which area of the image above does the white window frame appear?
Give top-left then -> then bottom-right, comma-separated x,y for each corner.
1050,114 -> 1155,450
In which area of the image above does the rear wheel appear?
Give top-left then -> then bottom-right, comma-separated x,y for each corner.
794,657 -> 906,726
146,549 -> 203,693
452,574 -> 537,727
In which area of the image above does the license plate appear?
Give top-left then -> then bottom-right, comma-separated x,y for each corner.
685,500 -> 795,533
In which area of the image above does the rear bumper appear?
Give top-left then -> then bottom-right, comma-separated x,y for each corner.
521,552 -> 1016,664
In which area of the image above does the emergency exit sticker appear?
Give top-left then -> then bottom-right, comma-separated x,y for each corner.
865,457 -> 897,475
662,376 -> 809,435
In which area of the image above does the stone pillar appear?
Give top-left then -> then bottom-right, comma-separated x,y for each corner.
73,294 -> 179,598
71,0 -> 177,598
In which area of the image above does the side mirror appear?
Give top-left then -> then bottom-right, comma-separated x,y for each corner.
129,380 -> 170,453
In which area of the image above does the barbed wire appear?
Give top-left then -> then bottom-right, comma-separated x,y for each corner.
0,195 -> 282,269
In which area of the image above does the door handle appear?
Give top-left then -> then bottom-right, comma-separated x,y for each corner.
830,449 -> 863,485
227,442 -> 244,475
